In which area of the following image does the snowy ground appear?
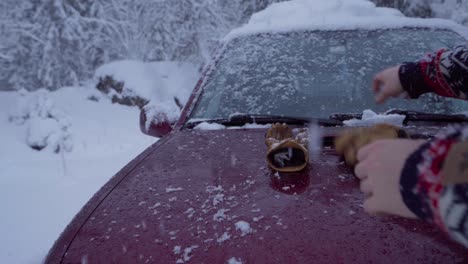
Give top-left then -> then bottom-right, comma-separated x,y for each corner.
0,62 -> 198,263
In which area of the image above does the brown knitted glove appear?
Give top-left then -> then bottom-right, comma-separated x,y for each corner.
266,123 -> 309,172
334,124 -> 408,166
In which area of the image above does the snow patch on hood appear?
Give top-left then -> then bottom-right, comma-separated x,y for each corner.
235,221 -> 252,236
343,109 -> 406,127
228,257 -> 243,264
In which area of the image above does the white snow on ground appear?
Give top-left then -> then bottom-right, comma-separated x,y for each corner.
0,60 -> 199,263
0,87 -> 158,263
10,89 -> 74,153
96,60 -> 200,128
343,109 -> 406,126
225,0 -> 468,41
95,60 -> 199,104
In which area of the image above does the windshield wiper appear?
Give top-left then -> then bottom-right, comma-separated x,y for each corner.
185,114 -> 342,128
330,110 -> 468,124
386,109 -> 468,123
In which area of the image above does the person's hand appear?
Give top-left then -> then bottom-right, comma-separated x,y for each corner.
354,139 -> 425,218
334,124 -> 406,166
373,66 -> 406,104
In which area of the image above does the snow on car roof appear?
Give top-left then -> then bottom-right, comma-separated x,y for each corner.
224,0 -> 468,41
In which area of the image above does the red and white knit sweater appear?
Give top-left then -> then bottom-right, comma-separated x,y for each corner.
398,45 -> 468,247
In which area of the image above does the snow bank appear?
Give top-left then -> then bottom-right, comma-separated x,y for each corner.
0,87 -> 157,263
225,0 -> 468,41
9,89 -> 73,153
95,60 -> 199,105
95,60 -> 199,130
1,59 -> 200,262
343,109 -> 406,126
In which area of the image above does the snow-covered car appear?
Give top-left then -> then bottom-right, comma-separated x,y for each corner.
46,2 -> 468,263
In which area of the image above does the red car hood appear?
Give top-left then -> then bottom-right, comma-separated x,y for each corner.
47,128 -> 467,263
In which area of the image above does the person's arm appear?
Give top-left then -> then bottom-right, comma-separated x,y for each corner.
355,126 -> 468,248
359,46 -> 468,248
373,45 -> 468,103
400,125 -> 468,247
399,45 -> 468,100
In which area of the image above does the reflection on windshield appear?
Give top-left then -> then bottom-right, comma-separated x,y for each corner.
191,29 -> 467,119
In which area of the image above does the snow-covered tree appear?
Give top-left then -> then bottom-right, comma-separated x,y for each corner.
0,0 -> 281,91
372,0 -> 468,24
3,0 -> 464,92
372,0 -> 432,17
429,0 -> 468,26
0,0 -> 107,90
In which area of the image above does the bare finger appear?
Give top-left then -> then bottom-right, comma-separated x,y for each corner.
359,178 -> 373,195
354,160 -> 368,180
372,73 -> 383,93
363,196 -> 381,216
356,141 -> 378,162
375,92 -> 387,104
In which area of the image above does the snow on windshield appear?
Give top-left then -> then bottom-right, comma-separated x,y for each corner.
191,29 -> 467,120
225,0 -> 468,41
343,109 -> 406,126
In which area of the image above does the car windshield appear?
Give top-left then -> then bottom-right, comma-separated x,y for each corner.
190,28 -> 467,120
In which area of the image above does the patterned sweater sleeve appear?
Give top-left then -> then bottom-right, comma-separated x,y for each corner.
398,45 -> 468,247
400,126 -> 468,247
398,45 -> 468,100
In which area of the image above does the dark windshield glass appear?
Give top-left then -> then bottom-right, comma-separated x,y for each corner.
191,29 -> 467,119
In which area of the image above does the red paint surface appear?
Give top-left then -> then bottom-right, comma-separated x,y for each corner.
45,128 -> 468,264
